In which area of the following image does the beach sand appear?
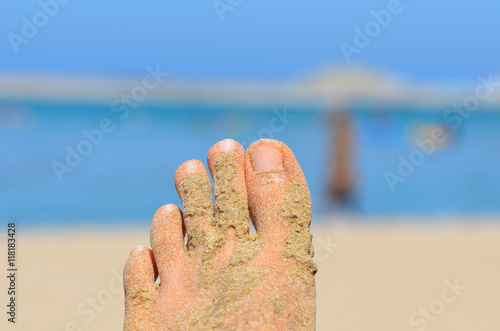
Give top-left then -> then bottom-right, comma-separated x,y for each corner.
2,220 -> 500,330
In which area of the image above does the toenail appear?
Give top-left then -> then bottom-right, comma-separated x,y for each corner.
217,139 -> 235,152
131,245 -> 145,253
158,204 -> 176,214
183,160 -> 201,173
250,142 -> 284,172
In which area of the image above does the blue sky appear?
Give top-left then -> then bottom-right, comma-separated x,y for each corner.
0,0 -> 499,82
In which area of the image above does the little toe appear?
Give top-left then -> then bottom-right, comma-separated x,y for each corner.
150,204 -> 188,283
174,160 -> 214,252
123,246 -> 158,305
207,139 -> 250,239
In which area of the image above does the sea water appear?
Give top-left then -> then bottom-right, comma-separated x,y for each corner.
1,100 -> 499,226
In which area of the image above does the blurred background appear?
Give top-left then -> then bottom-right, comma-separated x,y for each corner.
1,1 -> 500,330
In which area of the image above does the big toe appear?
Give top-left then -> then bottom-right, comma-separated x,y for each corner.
245,139 -> 315,273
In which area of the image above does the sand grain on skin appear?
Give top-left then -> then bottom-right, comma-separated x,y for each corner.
125,145 -> 317,330
190,154 -> 269,329
280,181 -> 317,276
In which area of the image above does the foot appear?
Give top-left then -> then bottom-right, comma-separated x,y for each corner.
123,139 -> 316,330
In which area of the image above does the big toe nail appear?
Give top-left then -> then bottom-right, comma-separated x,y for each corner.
250,140 -> 284,172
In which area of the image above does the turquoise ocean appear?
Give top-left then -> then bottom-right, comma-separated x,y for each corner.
2,100 -> 500,227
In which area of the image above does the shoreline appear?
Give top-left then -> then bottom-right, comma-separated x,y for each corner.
1,67 -> 499,108
17,216 -> 500,236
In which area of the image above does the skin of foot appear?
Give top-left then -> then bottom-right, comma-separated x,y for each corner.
123,139 -> 317,330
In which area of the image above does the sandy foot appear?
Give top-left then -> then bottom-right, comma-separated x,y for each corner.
123,139 -> 316,330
